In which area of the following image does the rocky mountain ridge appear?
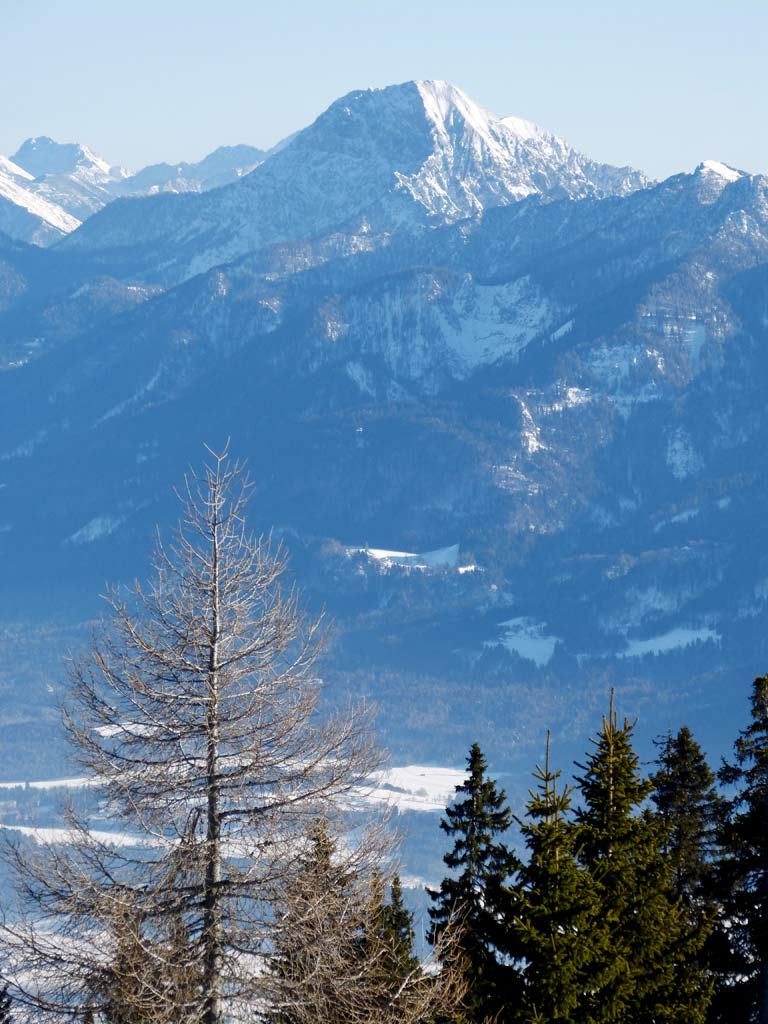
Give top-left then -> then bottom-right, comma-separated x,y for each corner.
59,80 -> 649,284
0,137 -> 267,246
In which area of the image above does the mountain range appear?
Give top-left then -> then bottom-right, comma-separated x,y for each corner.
0,134 -> 266,245
0,79 -> 765,791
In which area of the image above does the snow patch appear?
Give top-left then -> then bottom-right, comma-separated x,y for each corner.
435,276 -> 555,374
0,156 -> 33,182
655,506 -> 700,531
666,429 -> 703,480
0,777 -> 94,791
346,361 -> 376,396
500,114 -> 548,142
487,617 -> 559,667
1,824 -> 159,849
355,765 -> 466,813
620,627 -> 720,659
699,160 -> 743,183
350,544 -> 461,571
550,319 -> 574,341
0,169 -> 80,235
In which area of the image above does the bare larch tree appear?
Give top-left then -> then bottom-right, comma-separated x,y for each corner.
1,445 -> 386,1022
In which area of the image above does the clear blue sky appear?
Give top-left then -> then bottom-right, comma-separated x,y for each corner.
3,0 -> 765,181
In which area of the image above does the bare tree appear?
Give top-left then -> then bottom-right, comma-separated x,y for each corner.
1,445 -> 383,1022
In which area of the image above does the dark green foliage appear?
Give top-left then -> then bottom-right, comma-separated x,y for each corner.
652,726 -> 724,908
651,724 -> 724,1020
717,674 -> 768,1024
428,742 -> 519,1023
650,724 -> 728,1024
369,873 -> 420,986
512,732 -> 601,1023
0,985 -> 11,1024
575,694 -> 712,1024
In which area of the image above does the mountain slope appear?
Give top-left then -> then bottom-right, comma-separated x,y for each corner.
2,165 -> 766,634
11,136 -> 127,220
59,80 -> 649,284
0,139 -> 267,244
0,165 -> 80,245
4,87 -> 768,786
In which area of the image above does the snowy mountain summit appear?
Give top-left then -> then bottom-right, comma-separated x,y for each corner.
397,80 -> 647,217
62,80 -> 650,283
12,136 -> 127,221
11,137 -> 120,181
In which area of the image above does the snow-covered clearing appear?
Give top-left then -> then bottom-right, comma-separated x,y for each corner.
486,617 -> 559,667
354,765 -> 464,813
2,824 -> 159,849
0,777 -> 94,792
349,543 -> 475,573
619,627 -> 721,658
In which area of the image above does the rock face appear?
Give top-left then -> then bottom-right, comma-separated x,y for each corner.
1,81 -> 767,779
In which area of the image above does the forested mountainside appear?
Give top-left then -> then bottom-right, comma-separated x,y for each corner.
0,81 -> 766,782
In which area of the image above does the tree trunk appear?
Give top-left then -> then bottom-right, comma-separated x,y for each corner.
202,499 -> 223,1024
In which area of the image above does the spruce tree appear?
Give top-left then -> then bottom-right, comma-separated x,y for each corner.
717,674 -> 768,1024
428,742 -> 519,1023
268,821 -> 349,1024
371,874 -> 420,986
268,821 -> 456,1024
512,732 -> 601,1024
575,694 -> 712,1024
651,726 -> 724,909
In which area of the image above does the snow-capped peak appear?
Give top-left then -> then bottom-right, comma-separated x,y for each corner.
11,136 -> 114,179
60,79 -> 649,280
415,80 -> 498,144
697,159 -> 744,183
396,79 -> 647,219
415,82 -> 549,147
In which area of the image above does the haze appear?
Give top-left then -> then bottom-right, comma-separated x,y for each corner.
2,0 -> 765,183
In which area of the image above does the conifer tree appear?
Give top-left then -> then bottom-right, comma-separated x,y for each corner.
512,732 -> 601,1024
369,874 -> 420,988
651,726 -> 724,909
268,821 -> 348,1024
268,820 -> 459,1024
651,726 -> 725,1023
428,742 -> 519,1023
717,674 -> 768,1024
575,694 -> 712,1024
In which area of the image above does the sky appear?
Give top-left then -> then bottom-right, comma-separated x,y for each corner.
2,0 -> 766,181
